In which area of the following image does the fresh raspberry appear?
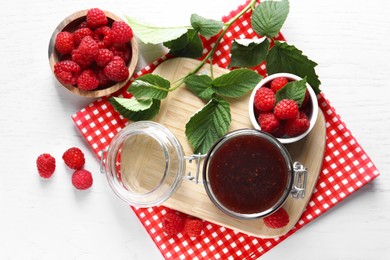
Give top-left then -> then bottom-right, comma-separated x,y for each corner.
54,60 -> 81,85
254,87 -> 275,112
86,8 -> 108,29
95,67 -> 112,87
77,35 -> 99,61
93,26 -> 112,48
72,169 -> 93,190
284,112 -> 310,137
110,21 -> 133,44
73,27 -> 93,47
270,77 -> 288,93
110,44 -> 132,63
183,216 -> 204,237
263,207 -> 289,229
274,99 -> 299,120
257,112 -> 280,134
162,210 -> 185,235
62,147 -> 85,170
104,56 -> 129,82
78,21 -> 88,29
36,153 -> 56,178
55,31 -> 74,55
95,48 -> 114,67
71,48 -> 94,68
77,69 -> 99,90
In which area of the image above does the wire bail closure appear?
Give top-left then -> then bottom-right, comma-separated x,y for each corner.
183,153 -> 206,184
291,161 -> 307,199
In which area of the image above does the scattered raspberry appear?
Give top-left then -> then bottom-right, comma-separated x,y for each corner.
36,153 -> 56,178
257,112 -> 280,134
263,207 -> 289,229
104,56 -> 129,81
270,77 -> 288,93
274,99 -> 299,120
284,112 -> 310,137
110,21 -> 133,44
162,210 -> 186,236
77,69 -> 99,90
254,87 -> 275,112
62,147 -> 85,170
72,169 -> 93,190
54,60 -> 81,85
183,216 -> 204,237
95,48 -> 114,67
55,31 -> 74,54
73,28 -> 93,47
86,8 -> 108,28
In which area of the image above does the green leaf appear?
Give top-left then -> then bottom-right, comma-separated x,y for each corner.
108,97 -> 161,121
128,74 -> 170,100
190,14 -> 224,37
276,78 -> 307,106
184,74 -> 215,100
212,69 -> 262,98
185,97 -> 231,154
266,41 -> 321,93
229,38 -> 270,68
251,0 -> 289,38
125,16 -> 189,44
165,29 -> 204,58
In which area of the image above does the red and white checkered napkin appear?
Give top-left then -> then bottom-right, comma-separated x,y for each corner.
72,1 -> 380,259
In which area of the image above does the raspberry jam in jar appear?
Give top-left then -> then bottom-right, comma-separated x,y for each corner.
203,129 -> 294,219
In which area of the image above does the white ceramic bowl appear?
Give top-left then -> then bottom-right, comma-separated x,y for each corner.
248,73 -> 318,144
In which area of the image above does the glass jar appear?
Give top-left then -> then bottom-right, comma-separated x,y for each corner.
100,121 -> 307,218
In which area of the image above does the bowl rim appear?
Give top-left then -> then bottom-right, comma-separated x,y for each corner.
248,73 -> 319,144
48,9 -> 139,98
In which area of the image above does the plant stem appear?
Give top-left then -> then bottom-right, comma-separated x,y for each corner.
169,0 -> 257,91
188,0 -> 257,76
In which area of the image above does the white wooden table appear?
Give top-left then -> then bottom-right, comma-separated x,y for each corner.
1,0 -> 388,259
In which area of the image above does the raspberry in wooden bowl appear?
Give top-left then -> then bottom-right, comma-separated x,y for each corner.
248,73 -> 318,144
48,8 -> 138,98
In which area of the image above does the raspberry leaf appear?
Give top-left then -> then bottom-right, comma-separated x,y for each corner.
266,41 -> 321,93
212,69 -> 262,98
186,97 -> 231,154
184,74 -> 215,100
125,16 -> 189,44
108,97 -> 160,121
251,0 -> 289,38
228,38 -> 270,68
190,14 -> 224,37
275,78 -> 307,107
128,74 -> 170,100
164,29 -> 203,59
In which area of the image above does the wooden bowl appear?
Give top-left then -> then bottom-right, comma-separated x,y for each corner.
48,9 -> 139,98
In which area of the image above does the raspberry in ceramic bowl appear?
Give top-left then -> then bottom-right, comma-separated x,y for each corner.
48,8 -> 138,98
248,73 -> 318,144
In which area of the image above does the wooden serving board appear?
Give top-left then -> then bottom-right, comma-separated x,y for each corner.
144,57 -> 326,238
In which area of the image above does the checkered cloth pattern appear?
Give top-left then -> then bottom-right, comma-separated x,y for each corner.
72,1 -> 380,259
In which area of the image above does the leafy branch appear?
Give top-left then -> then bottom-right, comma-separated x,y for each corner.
109,0 -> 321,154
